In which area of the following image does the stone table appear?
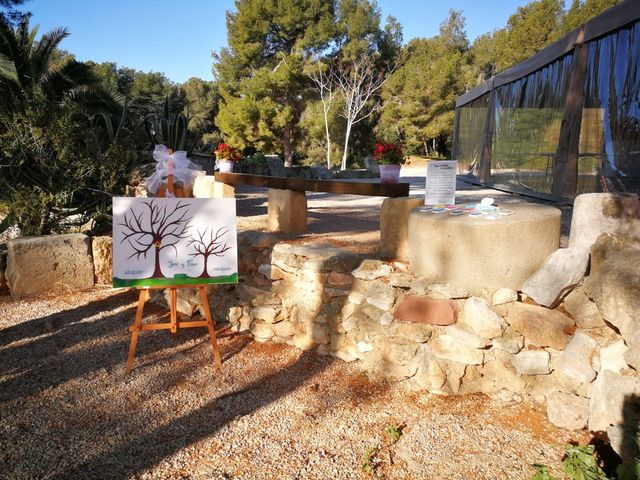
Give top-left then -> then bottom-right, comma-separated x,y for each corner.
408,201 -> 561,291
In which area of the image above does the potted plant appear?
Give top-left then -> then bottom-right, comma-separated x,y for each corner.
215,143 -> 241,172
373,141 -> 404,183
374,141 -> 404,183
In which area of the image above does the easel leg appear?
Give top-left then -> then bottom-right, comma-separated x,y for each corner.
126,289 -> 147,374
199,287 -> 222,368
170,288 -> 178,334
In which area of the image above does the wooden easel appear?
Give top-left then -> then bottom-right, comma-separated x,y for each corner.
125,155 -> 222,374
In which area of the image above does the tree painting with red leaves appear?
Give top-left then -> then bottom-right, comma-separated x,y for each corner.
187,227 -> 232,277
119,200 -> 191,278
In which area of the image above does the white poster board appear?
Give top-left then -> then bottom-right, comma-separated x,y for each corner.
112,197 -> 238,288
425,160 -> 458,205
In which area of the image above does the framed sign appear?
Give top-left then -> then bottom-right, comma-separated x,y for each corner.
112,197 -> 238,288
425,160 -> 458,205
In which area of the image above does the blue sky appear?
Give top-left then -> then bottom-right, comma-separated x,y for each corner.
27,0 -> 550,83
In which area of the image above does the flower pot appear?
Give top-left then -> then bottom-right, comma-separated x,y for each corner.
379,164 -> 401,184
218,160 -> 235,173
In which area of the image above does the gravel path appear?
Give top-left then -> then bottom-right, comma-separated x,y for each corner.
0,287 -> 589,479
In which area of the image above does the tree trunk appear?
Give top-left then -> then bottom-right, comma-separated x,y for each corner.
341,121 -> 352,171
153,245 -> 163,278
283,122 -> 293,167
324,108 -> 331,169
199,255 -> 209,278
423,139 -> 429,157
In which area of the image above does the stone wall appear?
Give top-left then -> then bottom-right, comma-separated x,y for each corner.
159,228 -> 638,459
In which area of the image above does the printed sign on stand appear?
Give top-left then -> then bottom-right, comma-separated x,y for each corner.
425,160 -> 458,205
112,197 -> 238,288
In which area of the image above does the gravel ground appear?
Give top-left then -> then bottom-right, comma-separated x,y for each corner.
0,287 -> 589,480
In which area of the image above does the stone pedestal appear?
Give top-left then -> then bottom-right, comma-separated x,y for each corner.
267,189 -> 307,233
193,175 -> 235,199
6,233 -> 95,297
408,202 -> 561,290
380,196 -> 424,260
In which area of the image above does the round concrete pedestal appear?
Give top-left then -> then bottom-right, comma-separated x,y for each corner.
408,201 -> 561,291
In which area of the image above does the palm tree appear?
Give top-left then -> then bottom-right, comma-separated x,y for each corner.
0,16 -> 98,108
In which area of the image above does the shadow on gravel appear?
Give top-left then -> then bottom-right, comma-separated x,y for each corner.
52,350 -> 334,480
0,291 -> 227,402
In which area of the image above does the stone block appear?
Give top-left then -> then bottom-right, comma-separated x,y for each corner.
352,259 -> 391,280
408,202 -> 560,290
380,196 -> 424,259
568,193 -> 640,251
492,288 -> 518,306
588,370 -> 640,432
505,302 -> 573,350
6,233 -> 94,297
430,334 -> 484,365
557,331 -> 596,384
393,296 -> 456,325
511,350 -> 551,375
193,175 -> 235,198
365,280 -> 395,310
599,340 -> 629,374
267,188 -> 307,233
546,392 -> 589,430
458,297 -> 505,339
562,286 -> 606,329
92,236 -> 112,285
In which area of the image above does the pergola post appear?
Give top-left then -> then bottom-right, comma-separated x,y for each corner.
552,33 -> 588,198
479,88 -> 496,184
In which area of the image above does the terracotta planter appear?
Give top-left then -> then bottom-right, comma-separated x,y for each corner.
218,160 -> 235,173
379,164 -> 401,183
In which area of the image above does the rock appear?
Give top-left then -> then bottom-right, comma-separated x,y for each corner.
389,272 -> 414,288
385,336 -> 420,365
584,245 -> 640,348
599,340 -> 629,374
525,369 -> 591,402
292,332 -> 315,350
430,334 -> 484,365
458,297 -> 505,339
352,259 -> 392,280
326,271 -> 352,288
442,360 -> 467,394
445,325 -> 490,349
380,312 -> 394,326
249,306 -> 280,323
348,291 -> 365,305
624,345 -> 640,371
568,193 -> 640,251
273,321 -> 296,337
558,331 -> 597,383
588,370 -> 640,432
427,283 -> 470,300
91,236 -> 112,285
505,302 -> 574,350
511,350 -> 551,375
521,247 -> 589,307
6,233 -> 95,297
310,324 -> 330,344
365,280 -> 395,310
546,392 -> 589,430
257,264 -> 272,278
393,296 -> 456,325
492,288 -> 518,306
250,320 -> 274,340
386,322 -> 433,343
480,359 -> 526,393
362,304 -> 385,322
345,313 -> 385,344
562,286 -> 606,329
492,329 -> 524,354
409,277 -> 429,295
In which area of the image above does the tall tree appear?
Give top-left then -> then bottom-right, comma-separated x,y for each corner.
305,61 -> 337,168
214,0 -> 337,166
378,10 -> 469,157
563,0 -> 622,33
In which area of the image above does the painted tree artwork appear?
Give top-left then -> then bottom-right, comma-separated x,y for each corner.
112,198 -> 238,287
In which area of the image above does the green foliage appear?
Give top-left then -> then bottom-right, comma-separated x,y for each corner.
562,445 -> 608,480
145,96 -> 194,152
531,464 -> 561,480
385,424 -> 404,442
